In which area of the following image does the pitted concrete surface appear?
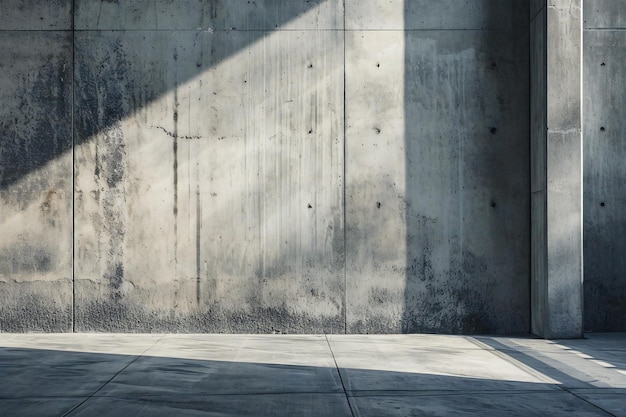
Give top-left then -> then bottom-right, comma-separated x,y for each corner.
0,333 -> 625,416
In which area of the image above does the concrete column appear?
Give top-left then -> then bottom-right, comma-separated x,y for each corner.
530,0 -> 584,338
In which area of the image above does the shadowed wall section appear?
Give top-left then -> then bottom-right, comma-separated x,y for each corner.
583,0 -> 626,332
345,1 -> 530,334
0,2 -> 73,331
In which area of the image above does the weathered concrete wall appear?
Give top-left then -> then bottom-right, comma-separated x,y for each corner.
73,0 -> 345,332
530,0 -> 584,339
345,0 -> 530,334
0,2 -> 73,331
583,0 -> 626,331
1,0 -> 533,334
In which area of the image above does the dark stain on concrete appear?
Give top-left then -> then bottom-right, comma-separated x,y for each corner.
75,299 -> 344,334
369,287 -> 398,305
76,37 -> 131,304
106,262 -> 125,294
102,127 -> 126,189
173,86 -> 179,264
0,284 -> 71,332
195,161 -> 202,304
0,242 -> 54,274
0,43 -> 71,191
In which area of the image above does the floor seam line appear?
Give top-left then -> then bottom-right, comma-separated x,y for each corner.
61,334 -> 166,417
326,334 -> 356,417
558,386 -> 618,417
465,337 -> 561,385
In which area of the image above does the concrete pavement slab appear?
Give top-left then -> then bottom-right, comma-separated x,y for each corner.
349,392 -> 613,417
476,336 -> 626,389
327,335 -> 559,391
571,389 -> 626,417
97,334 -> 342,397
0,333 -> 163,355
1,333 -> 625,416
66,393 -> 353,417
0,398 -> 86,417
96,357 -> 343,397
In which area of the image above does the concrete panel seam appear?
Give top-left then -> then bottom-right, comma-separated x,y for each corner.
342,0 -> 347,335
343,29 -> 525,32
71,0 -> 76,333
72,28 -> 347,33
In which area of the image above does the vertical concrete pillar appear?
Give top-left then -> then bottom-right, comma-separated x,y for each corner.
530,0 -> 583,338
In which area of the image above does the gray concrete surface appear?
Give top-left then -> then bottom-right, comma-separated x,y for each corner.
1,333 -> 625,416
0,23 -> 73,331
583,1 -> 626,332
1,0 -> 624,336
530,0 -> 584,339
345,0 -> 529,334
73,14 -> 345,332
1,0 -> 533,334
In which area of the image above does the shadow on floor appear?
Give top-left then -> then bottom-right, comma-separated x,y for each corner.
1,340 -> 624,417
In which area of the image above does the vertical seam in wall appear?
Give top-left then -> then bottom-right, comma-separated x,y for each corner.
71,0 -> 76,333
541,5 -> 551,339
579,0 -> 584,330
526,16 -> 534,334
342,0 -> 347,335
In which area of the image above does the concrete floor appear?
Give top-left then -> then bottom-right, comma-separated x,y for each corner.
0,333 -> 625,416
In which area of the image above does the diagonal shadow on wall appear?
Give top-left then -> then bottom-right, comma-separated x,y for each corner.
1,0 -> 335,190
2,0 -> 531,334
0,0 -> 345,332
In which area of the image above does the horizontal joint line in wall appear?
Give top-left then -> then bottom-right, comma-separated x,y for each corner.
345,28 -> 523,32
72,28 -> 346,32
0,29 -> 74,32
63,28 -> 527,33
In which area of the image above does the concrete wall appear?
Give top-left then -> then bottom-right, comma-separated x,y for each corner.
0,0 -> 73,331
72,0 -> 345,332
583,0 -> 626,332
1,0 -> 530,333
345,1 -> 530,334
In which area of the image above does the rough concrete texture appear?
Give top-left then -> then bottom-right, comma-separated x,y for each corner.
73,4 -> 345,332
584,0 -> 626,28
0,29 -> 73,331
74,0 -> 343,31
1,333 -> 626,416
583,1 -> 626,331
530,0 -> 583,339
0,0 -> 536,334
16,1 -> 626,335
0,0 -> 71,30
346,0 -> 527,30
345,2 -> 530,334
